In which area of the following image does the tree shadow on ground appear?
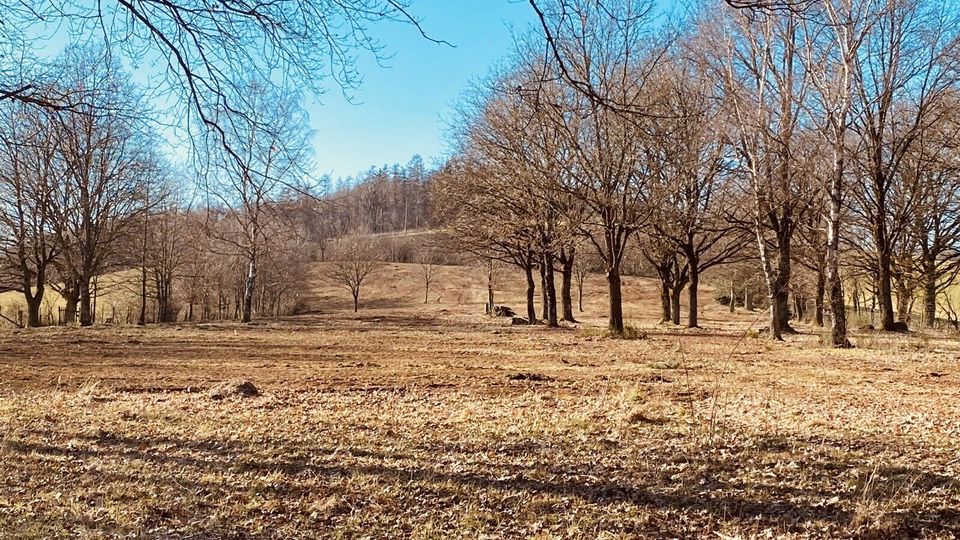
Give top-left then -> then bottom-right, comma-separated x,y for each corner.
7,426 -> 959,537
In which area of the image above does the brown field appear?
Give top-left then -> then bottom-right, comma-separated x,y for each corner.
1,264 -> 959,539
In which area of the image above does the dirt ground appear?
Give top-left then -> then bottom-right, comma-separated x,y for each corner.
1,265 -> 959,539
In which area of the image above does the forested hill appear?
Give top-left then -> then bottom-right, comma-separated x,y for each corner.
318,155 -> 434,238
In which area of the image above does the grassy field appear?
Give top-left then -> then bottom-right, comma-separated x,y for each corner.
0,270 -> 143,327
1,264 -> 959,539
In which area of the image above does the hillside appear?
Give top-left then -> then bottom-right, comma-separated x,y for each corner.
0,271 -> 143,327
6,259 -> 956,331
306,262 -> 768,332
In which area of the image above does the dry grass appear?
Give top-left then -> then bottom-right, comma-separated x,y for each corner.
0,270 -> 143,326
1,265 -> 959,538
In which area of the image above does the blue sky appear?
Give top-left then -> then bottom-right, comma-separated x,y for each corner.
26,1 -> 681,182
24,1 -> 537,181
309,1 -> 538,180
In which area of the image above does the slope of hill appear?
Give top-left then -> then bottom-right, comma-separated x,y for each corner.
0,261 -> 773,331
0,270 -> 143,326
305,262 -> 765,332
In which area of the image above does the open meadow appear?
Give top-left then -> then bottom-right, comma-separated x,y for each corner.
2,264 -> 959,539
4,0 -> 960,538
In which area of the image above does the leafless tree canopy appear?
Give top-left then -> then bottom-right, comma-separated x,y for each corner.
429,0 -> 960,343
3,0 -> 960,345
327,236 -> 383,312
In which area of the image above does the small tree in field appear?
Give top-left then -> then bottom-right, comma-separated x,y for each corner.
417,247 -> 437,304
328,237 -> 381,312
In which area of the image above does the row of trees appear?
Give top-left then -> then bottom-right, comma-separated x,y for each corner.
4,0 -> 959,344
0,48 -> 319,326
438,0 -> 960,346
0,49 -> 159,327
0,50 -> 448,327
322,157 -> 432,240
0,0 -> 440,327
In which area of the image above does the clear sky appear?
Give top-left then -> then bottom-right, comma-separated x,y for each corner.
308,1 -> 538,181
26,0 -> 679,182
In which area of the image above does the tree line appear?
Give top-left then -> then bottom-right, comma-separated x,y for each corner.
0,47 -> 320,327
435,0 -> 960,346
0,0 -> 443,327
0,47 -> 442,327
3,0 -> 960,347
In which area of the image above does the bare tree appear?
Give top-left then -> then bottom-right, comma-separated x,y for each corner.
0,1 -> 439,155
556,243 -> 580,322
454,65 -> 581,327
48,47 -> 157,327
0,100 -> 60,327
572,241 -> 597,313
437,64 -> 582,327
206,79 -> 315,323
794,179 -> 828,327
147,198 -> 190,323
328,236 -> 382,312
704,6 -> 813,340
527,0 -> 810,119
417,247 -> 437,304
532,0 -> 667,334
645,60 -> 750,328
798,0 -> 883,345
903,101 -> 960,327
847,0 -> 960,331
640,236 -> 689,325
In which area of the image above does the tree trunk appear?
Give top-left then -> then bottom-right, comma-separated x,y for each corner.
923,261 -> 937,328
768,291 -> 783,341
670,285 -> 682,326
577,275 -> 584,313
776,288 -> 791,333
560,251 -> 576,323
486,268 -> 495,315
761,267 -> 785,341
524,263 -> 537,324
138,262 -> 147,326
352,290 -> 359,312
63,280 -> 79,325
660,279 -> 671,322
544,252 -> 558,327
825,150 -> 850,347
877,248 -> 896,330
687,263 -> 700,328
242,256 -> 256,323
26,291 -> 43,328
744,284 -> 754,311
776,237 -> 795,334
923,286 -> 936,328
895,279 -> 912,323
815,268 -> 825,327
756,239 -> 784,341
159,276 -> 174,323
607,266 -> 624,335
729,280 -> 735,314
79,278 -> 93,327
539,262 -> 548,322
